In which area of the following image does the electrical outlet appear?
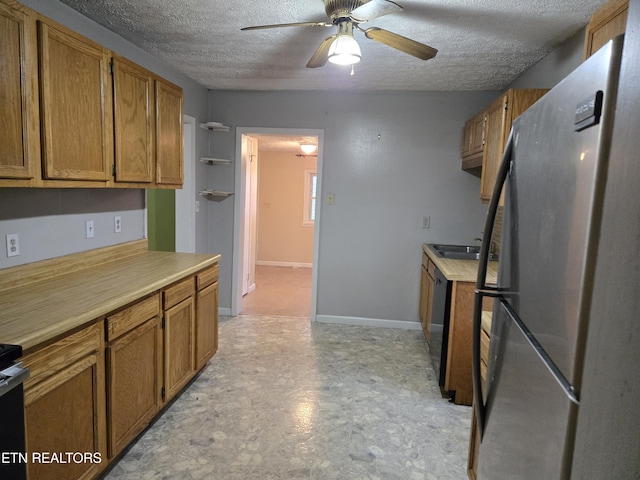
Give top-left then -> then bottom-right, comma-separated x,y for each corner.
6,234 -> 19,257
86,220 -> 95,238
114,216 -> 122,233
422,216 -> 431,229
327,193 -> 335,205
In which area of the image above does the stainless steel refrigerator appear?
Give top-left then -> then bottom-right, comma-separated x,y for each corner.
473,36 -> 624,479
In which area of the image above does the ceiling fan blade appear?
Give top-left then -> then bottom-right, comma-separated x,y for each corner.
241,21 -> 332,31
350,0 -> 402,22
306,35 -> 337,68
363,27 -> 437,60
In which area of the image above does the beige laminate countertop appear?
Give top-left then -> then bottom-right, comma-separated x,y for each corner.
422,243 -> 498,284
0,250 -> 220,352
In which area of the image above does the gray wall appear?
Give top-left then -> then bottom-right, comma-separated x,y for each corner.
208,90 -> 497,324
508,28 -> 585,89
0,0 -> 210,269
208,27 -> 588,324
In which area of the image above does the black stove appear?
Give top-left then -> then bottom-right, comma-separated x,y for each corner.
0,344 -> 22,369
0,343 -> 27,480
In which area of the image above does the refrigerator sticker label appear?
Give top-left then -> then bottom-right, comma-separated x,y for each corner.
575,90 -> 603,131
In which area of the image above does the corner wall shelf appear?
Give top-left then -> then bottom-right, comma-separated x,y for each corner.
199,122 -> 231,131
200,157 -> 232,165
199,189 -> 234,199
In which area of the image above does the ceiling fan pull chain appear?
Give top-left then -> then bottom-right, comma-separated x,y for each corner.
350,64 -> 355,76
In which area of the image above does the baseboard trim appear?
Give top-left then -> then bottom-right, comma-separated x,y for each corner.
315,315 -> 422,330
256,261 -> 313,268
219,307 -> 232,316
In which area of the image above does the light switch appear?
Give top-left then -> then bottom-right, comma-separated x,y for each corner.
327,193 -> 335,205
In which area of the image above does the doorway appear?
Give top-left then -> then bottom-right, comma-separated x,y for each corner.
232,128 -> 324,319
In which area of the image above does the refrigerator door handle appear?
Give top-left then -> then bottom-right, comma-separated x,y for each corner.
473,128 -> 514,439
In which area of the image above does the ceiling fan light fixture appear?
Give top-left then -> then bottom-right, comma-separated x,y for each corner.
328,21 -> 361,65
300,143 -> 318,154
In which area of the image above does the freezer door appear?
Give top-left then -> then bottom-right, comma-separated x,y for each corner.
498,38 -> 622,386
479,301 -> 578,480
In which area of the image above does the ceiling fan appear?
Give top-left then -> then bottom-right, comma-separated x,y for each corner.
241,0 -> 437,68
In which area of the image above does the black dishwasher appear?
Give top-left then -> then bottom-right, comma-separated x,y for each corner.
428,268 -> 452,389
0,344 -> 29,480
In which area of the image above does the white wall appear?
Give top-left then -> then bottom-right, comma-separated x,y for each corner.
257,151 -> 316,266
0,0 -> 211,269
207,90 -> 498,325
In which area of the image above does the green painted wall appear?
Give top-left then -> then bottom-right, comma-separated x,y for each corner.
147,189 -> 175,252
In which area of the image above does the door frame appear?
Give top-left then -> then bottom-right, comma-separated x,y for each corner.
231,127 -> 324,319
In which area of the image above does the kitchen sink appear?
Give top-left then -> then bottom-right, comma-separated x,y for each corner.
429,244 -> 498,261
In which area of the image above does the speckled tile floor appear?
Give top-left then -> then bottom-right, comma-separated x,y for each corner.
103,315 -> 471,480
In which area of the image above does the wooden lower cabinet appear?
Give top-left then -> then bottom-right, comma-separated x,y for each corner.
196,280 -> 219,370
22,323 -> 107,480
106,294 -> 162,457
444,281 -> 476,406
163,277 -> 196,401
467,311 -> 493,479
20,263 -> 218,479
419,253 -> 436,343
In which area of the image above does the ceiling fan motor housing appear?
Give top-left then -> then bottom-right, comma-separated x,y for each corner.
324,0 -> 366,22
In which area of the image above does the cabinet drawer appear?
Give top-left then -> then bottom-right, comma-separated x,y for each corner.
163,276 -> 194,309
196,263 -> 219,290
106,294 -> 160,341
22,322 -> 103,389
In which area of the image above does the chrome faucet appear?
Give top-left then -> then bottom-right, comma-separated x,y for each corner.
475,236 -> 499,257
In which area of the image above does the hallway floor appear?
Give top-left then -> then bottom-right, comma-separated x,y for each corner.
104,315 -> 471,480
241,265 -> 312,317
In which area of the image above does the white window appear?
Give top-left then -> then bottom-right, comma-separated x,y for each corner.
303,170 -> 317,226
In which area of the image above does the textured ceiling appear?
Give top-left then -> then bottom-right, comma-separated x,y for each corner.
58,0 -> 605,92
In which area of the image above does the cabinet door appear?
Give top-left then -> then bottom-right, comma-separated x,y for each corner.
479,95 -> 508,202
24,353 -> 106,480
460,119 -> 473,158
0,2 -> 39,181
155,78 -> 183,186
112,56 -> 154,184
469,113 -> 485,156
583,0 -> 628,59
106,317 -> 162,457
164,296 -> 195,400
39,19 -> 112,181
424,269 -> 435,343
22,323 -> 106,480
419,264 -> 429,334
196,281 -> 219,370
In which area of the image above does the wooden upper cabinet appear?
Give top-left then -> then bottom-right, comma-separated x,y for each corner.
155,78 -> 184,186
112,56 -> 154,184
583,0 -> 628,59
479,94 -> 508,202
461,112 -> 486,173
0,2 -> 184,188
0,2 -> 39,181
479,89 -> 548,203
39,19 -> 112,182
